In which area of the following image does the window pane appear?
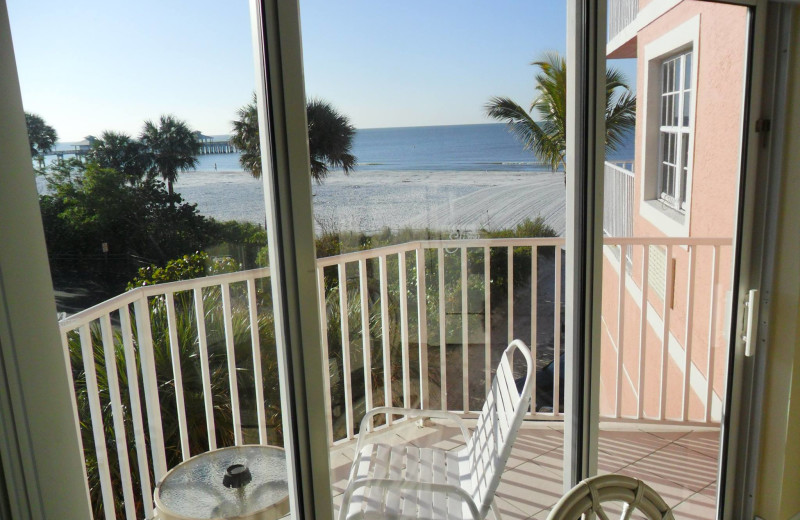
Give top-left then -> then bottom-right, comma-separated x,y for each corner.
601,7 -> 748,520
674,58 -> 681,91
8,3 -> 297,518
672,93 -> 681,126
684,52 -> 693,89
683,92 -> 691,126
296,3 -> 570,517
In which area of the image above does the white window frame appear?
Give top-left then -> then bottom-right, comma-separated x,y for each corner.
657,50 -> 693,211
639,15 -> 700,237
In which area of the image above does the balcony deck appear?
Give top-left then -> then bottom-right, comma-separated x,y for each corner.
330,420 -> 719,519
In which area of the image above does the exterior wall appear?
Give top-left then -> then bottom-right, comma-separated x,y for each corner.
600,1 -> 748,421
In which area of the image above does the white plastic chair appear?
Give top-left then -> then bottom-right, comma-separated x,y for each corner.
546,474 -> 675,520
338,339 -> 534,520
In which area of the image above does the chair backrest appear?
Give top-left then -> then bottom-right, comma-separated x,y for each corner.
546,474 -> 674,520
465,339 -> 534,517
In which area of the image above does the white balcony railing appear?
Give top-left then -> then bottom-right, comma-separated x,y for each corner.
608,0 -> 639,42
58,235 -> 730,519
603,161 -> 635,239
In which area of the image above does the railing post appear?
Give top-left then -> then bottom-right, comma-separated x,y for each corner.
133,295 -> 168,480
438,248 -> 447,410
221,282 -> 242,445
484,246 -> 491,398
316,267 -> 335,443
247,277 -> 268,445
460,247 -> 469,413
118,305 -> 154,518
165,292 -> 190,460
359,259 -> 374,424
78,325 -> 116,520
338,262 -> 354,439
553,247 -> 562,416
379,255 -> 393,424
416,247 -> 429,409
637,245 -> 650,419
682,246 -> 697,421
659,246 -> 675,420
530,246 -> 538,416
615,247 -> 627,418
99,314 -> 136,520
192,287 -> 217,451
706,246 -> 721,422
399,252 -> 411,409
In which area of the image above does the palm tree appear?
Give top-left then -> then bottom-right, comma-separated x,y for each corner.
230,93 -> 262,178
485,51 -> 636,174
140,115 -> 200,197
87,131 -> 150,184
24,112 -> 58,168
231,95 -> 357,183
306,99 -> 357,182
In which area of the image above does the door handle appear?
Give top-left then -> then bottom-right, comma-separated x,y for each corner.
742,289 -> 759,357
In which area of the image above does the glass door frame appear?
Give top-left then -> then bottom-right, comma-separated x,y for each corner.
249,0 -> 774,518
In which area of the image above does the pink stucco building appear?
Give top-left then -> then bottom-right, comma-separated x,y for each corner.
600,0 -> 749,423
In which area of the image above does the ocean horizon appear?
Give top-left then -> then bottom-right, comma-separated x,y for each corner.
43,123 -> 634,234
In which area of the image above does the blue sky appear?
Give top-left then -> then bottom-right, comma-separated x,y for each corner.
8,0 -> 635,141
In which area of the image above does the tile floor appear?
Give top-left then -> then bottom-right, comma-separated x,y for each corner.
329,420 -> 720,519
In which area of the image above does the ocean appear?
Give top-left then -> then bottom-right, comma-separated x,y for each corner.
45,124 -> 635,233
190,123 -> 634,173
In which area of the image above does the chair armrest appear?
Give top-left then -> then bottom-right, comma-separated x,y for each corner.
340,477 -> 481,520
358,406 -> 470,442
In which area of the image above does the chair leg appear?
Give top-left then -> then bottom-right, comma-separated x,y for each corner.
491,498 -> 504,520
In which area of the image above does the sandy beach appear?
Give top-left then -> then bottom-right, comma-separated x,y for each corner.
173,168 -> 566,235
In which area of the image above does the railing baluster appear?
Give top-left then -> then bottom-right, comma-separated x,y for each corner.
682,246 -> 697,421
530,246 -> 538,416
133,296 -> 167,480
416,247 -> 429,409
461,247 -> 469,413
379,255 -> 392,424
706,246 -> 721,422
317,267 -> 335,441
78,324 -> 116,520
247,278 -> 268,444
398,252 -> 411,409
359,259 -> 374,425
165,292 -> 190,460
507,246 -> 514,344
484,246 -> 491,398
438,248 -> 447,410
60,328 -> 94,516
221,282 -> 242,445
638,246 -> 649,419
659,245 -> 674,420
553,247 -> 562,416
192,287 -> 216,450
338,262 -> 354,439
119,306 -> 154,518
615,246 -> 627,418
99,314 -> 136,520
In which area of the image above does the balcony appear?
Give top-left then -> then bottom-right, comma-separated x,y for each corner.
607,0 -> 639,58
58,233 -> 729,519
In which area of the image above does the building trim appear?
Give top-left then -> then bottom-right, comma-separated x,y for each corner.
607,0 -> 683,56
